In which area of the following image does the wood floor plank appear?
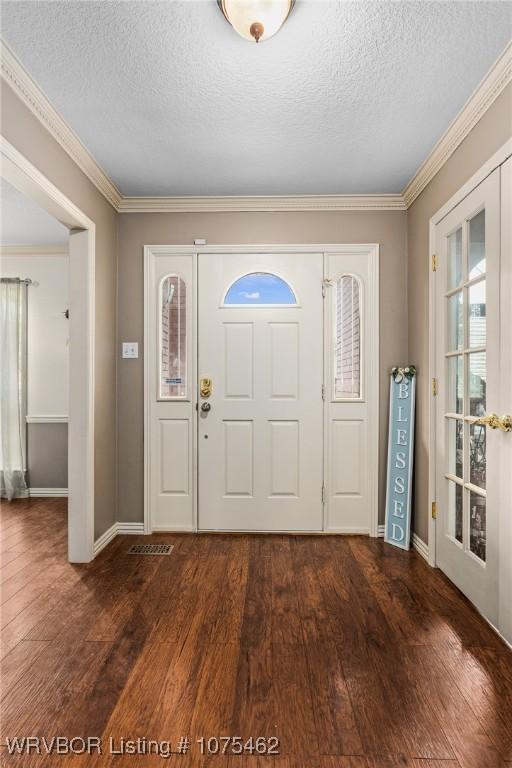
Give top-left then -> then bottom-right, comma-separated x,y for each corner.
433,643 -> 512,762
369,539 -> 504,651
189,641 -> 241,742
272,642 -> 319,757
0,640 -> 50,698
270,537 -> 302,645
348,537 -> 460,646
290,537 -> 333,644
232,639 -> 274,739
304,639 -> 364,757
402,644 -> 503,768
0,640 -> 111,741
367,759 -> 461,768
0,561 -> 75,630
239,540 -> 273,651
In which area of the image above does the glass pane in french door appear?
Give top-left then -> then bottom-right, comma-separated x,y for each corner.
444,208 -> 487,561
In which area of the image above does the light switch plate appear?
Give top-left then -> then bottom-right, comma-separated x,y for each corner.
122,342 -> 138,359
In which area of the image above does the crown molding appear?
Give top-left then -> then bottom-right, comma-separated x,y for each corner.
0,244 -> 68,256
2,34 -> 510,214
118,194 -> 406,213
403,41 -> 512,208
1,40 -> 122,210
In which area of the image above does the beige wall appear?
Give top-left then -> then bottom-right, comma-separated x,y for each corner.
408,82 -> 512,543
27,423 -> 68,489
117,211 -> 408,525
1,82 -> 118,539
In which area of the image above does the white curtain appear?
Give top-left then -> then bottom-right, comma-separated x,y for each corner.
0,280 -> 29,500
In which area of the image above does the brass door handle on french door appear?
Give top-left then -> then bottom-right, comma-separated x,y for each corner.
475,413 -> 512,432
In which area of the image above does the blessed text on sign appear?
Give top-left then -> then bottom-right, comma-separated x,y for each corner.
385,373 -> 416,550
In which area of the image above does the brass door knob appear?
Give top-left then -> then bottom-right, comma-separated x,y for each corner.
475,413 -> 512,432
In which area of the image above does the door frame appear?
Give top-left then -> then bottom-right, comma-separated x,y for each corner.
144,244 -> 380,537
428,138 -> 512,567
1,136 -> 96,562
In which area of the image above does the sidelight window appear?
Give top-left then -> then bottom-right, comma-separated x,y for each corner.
159,275 -> 187,399
333,274 -> 362,399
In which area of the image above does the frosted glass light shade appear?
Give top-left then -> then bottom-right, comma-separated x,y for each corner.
218,0 -> 295,43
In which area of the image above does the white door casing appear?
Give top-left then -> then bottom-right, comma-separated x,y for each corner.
434,168 -> 502,627
144,245 -> 379,537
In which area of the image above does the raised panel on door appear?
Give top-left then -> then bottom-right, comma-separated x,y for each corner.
223,420 -> 253,496
331,419 -> 363,496
224,323 -> 253,399
269,420 -> 299,497
160,419 -> 189,494
269,323 -> 299,399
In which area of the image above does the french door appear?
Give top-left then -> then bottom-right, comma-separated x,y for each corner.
197,252 -> 324,531
435,164 -> 512,637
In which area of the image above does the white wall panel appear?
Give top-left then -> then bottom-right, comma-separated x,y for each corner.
224,420 -> 253,496
269,420 -> 299,496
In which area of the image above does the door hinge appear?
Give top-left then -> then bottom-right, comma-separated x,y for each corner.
322,384 -> 326,401
322,278 -> 333,298
432,377 -> 438,396
322,485 -> 326,504
432,254 -> 438,272
431,501 -> 438,520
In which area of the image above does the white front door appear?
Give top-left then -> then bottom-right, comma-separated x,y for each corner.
435,165 -> 512,637
197,252 -> 324,531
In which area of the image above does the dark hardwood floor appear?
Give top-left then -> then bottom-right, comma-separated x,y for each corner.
1,498 -> 511,767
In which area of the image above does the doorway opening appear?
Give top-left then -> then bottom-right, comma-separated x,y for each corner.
1,137 -> 95,562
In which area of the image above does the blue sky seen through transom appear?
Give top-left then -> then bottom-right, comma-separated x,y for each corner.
224,273 -> 297,305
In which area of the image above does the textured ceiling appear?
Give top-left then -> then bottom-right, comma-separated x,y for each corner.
0,179 -> 69,245
1,1 -> 511,196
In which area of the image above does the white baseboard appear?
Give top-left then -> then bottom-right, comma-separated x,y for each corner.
29,487 -> 68,497
412,533 -> 429,562
325,526 -> 370,535
151,525 -> 195,533
118,522 -> 145,534
378,524 -> 430,563
93,521 -> 145,556
93,522 -> 118,555
377,524 -> 385,537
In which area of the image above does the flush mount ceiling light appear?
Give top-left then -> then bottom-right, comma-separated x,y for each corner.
217,0 -> 295,43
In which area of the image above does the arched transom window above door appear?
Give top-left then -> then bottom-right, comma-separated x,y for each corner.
223,272 -> 298,306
